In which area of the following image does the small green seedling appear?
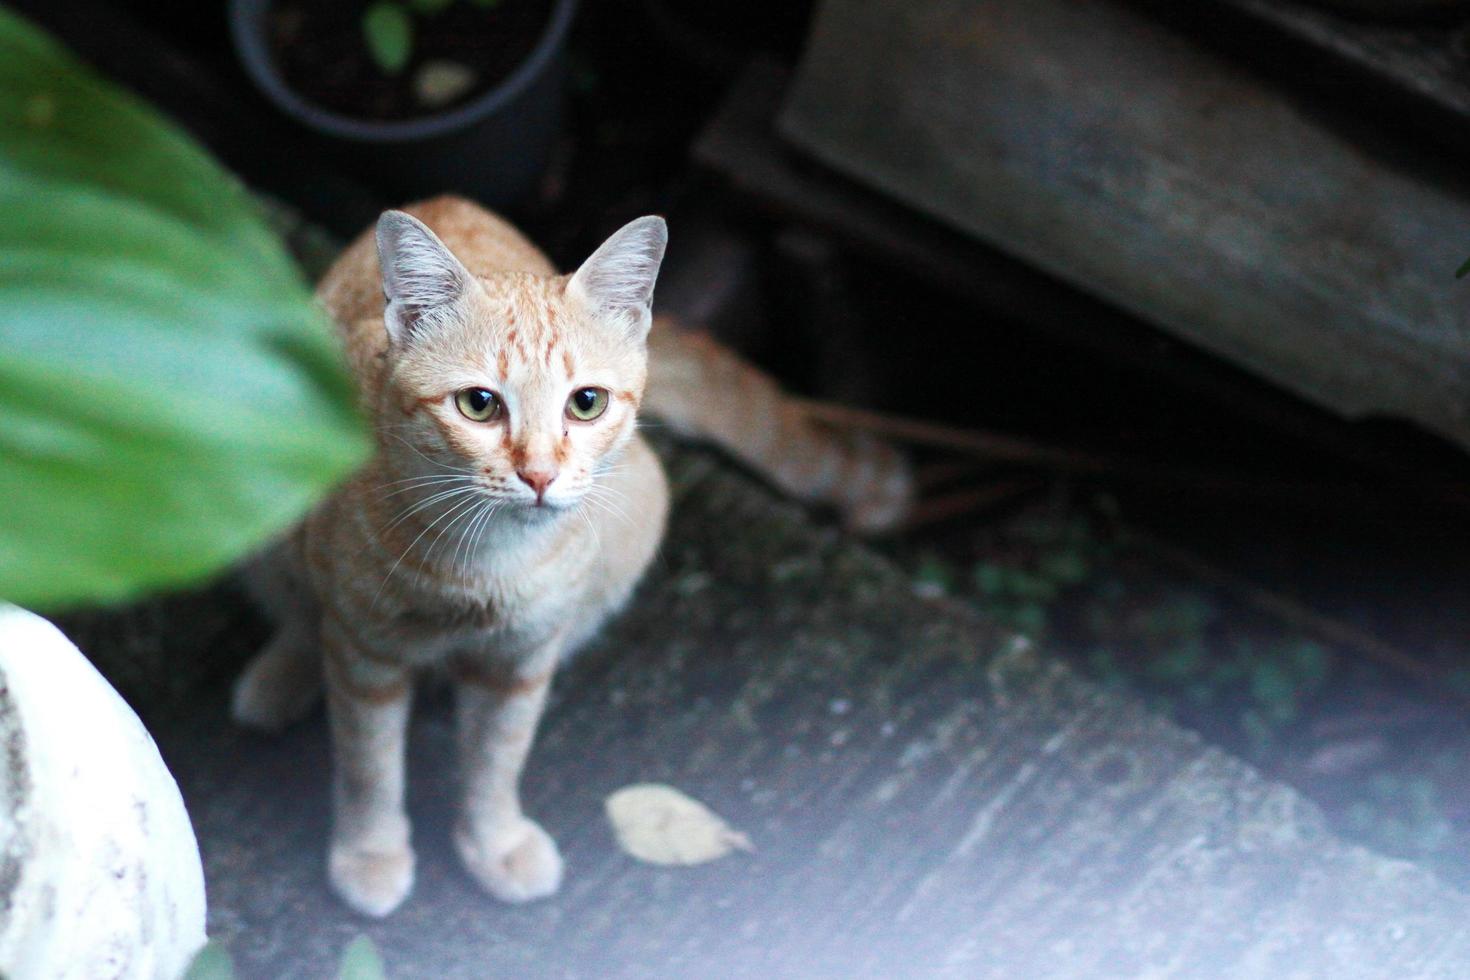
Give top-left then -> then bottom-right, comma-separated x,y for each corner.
363,0 -> 503,75
338,936 -> 389,980
182,935 -> 388,980
363,2 -> 413,74
182,941 -> 235,980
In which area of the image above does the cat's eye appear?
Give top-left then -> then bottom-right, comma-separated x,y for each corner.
455,387 -> 502,422
566,387 -> 609,422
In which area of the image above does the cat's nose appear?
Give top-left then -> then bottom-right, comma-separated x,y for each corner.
517,468 -> 558,503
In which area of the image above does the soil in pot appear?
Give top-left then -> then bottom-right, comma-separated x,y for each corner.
267,0 -> 554,121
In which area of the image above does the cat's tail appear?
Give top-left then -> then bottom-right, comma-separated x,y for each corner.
644,315 -> 913,532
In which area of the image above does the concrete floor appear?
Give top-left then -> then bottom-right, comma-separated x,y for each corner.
61,444 -> 1470,978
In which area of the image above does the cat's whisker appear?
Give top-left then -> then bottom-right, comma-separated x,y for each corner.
380,485 -> 483,540
351,486 -> 468,564
580,489 -> 635,531
587,481 -> 634,507
384,432 -> 477,474
453,497 -> 497,581
409,497 -> 478,593
449,500 -> 479,580
419,495 -> 485,587
376,477 -> 468,492
376,471 -> 476,488
382,489 -> 471,536
585,477 -> 633,505
382,483 -> 479,526
377,483 -> 477,505
575,503 -> 602,556
373,491 -> 483,608
460,499 -> 501,580
587,503 -> 634,533
438,499 -> 473,581
373,475 -> 477,500
379,483 -> 470,501
453,506 -> 480,581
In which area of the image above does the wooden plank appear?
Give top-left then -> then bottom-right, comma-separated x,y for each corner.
779,0 -> 1470,458
1195,0 -> 1470,127
1120,0 -> 1470,164
695,61 -> 1470,495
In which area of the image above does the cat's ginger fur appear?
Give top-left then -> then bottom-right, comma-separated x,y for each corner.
234,197 -> 910,917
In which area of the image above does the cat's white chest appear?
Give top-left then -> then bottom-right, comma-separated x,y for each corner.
426,517 -> 595,649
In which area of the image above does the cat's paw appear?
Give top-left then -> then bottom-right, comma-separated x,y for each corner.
454,816 -> 563,904
328,839 -> 416,918
231,638 -> 322,732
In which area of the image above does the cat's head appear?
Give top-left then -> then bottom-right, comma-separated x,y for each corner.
373,210 -> 666,516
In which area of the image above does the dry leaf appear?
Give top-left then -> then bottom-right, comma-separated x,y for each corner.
605,783 -> 753,866
414,60 -> 477,109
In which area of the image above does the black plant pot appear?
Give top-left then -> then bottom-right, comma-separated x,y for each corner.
230,0 -> 576,207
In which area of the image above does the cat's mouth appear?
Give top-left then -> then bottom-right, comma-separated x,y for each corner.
500,491 -> 578,516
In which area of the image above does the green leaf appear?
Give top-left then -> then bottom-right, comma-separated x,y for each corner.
911,551 -> 952,595
183,941 -> 237,980
1037,549 -> 1088,586
339,935 -> 388,980
0,9 -> 368,609
973,561 -> 1005,596
410,0 -> 455,12
1458,256 -> 1470,279
363,2 -> 414,75
1146,642 -> 1204,682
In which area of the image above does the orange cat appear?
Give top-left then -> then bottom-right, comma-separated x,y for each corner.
233,197 -> 909,916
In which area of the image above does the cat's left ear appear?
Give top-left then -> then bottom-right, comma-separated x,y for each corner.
566,216 -> 667,341
376,210 -> 475,346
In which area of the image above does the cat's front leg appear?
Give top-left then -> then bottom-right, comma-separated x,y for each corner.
322,621 -> 416,918
452,644 -> 563,903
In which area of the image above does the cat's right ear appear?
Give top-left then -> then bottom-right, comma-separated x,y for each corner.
375,210 -> 474,345
566,216 -> 667,342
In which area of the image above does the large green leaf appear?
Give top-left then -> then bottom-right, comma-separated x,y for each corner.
0,7 -> 369,608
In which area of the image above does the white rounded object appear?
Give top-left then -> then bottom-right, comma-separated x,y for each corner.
0,604 -> 206,979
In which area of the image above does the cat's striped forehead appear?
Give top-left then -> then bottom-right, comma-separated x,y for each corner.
464,272 -> 640,390
474,275 -> 569,375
